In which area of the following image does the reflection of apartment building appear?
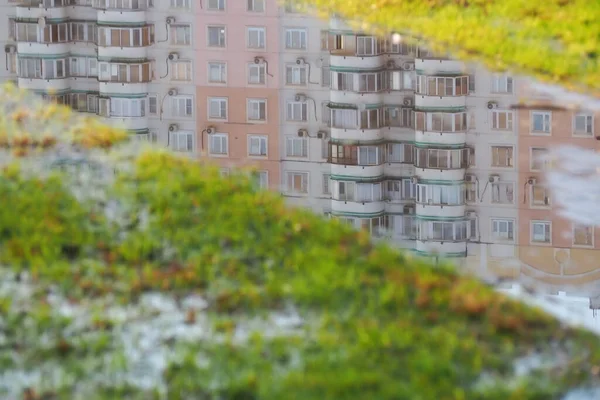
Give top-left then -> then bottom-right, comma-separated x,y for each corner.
2,1 -> 600,299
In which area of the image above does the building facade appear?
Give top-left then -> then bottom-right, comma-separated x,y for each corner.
2,0 -> 600,300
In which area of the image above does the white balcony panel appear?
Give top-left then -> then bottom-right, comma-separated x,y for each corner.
331,199 -> 385,215
330,55 -> 383,70
415,130 -> 466,146
415,94 -> 467,109
331,164 -> 383,179
416,204 -> 465,219
330,127 -> 383,142
415,59 -> 464,74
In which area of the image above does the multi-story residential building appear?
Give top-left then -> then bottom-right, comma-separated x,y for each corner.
5,0 -> 197,144
3,0 -> 600,303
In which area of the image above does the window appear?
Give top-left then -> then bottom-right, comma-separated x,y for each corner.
322,174 -> 331,195
248,135 -> 267,156
98,62 -> 152,83
414,148 -> 470,169
321,66 -> 331,87
416,184 -> 465,205
491,146 -> 514,168
358,146 -> 380,166
531,184 -> 551,206
385,107 -> 414,128
330,108 -> 358,129
256,171 -> 269,189
286,101 -> 308,121
170,25 -> 191,46
285,136 -> 308,157
491,74 -> 513,93
109,98 -> 146,117
97,26 -> 154,47
492,219 -> 514,241
148,94 -> 158,115
574,114 -> 593,136
209,133 -> 228,155
355,183 -> 382,202
247,98 -> 267,121
387,143 -> 414,163
171,96 -> 193,117
286,65 -> 307,85
414,112 -> 467,132
247,0 -> 264,12
356,36 -> 379,56
337,181 -> 355,201
358,72 -> 385,92
171,0 -> 192,9
208,62 -> 227,83
171,60 -> 192,81
387,215 -> 416,239
247,27 -> 266,49
531,221 -> 551,243
207,26 -> 226,47
416,76 -> 469,96
491,182 -> 514,204
248,64 -> 266,84
573,225 -> 594,246
388,70 -> 415,91
171,131 -> 194,152
530,148 -> 548,171
531,111 -> 551,134
286,172 -> 309,194
417,220 -> 468,242
285,28 -> 307,50
360,109 -> 382,129
71,22 -> 97,42
208,97 -> 227,119
18,58 -> 42,79
207,0 -> 225,10
491,110 -> 514,130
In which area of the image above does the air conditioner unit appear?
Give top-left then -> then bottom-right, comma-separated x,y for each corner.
488,174 -> 500,183
167,88 -> 178,96
168,124 -> 179,132
465,174 -> 476,183
206,126 -> 216,135
254,56 -> 264,64
295,93 -> 306,102
466,211 -> 477,218
166,17 -> 176,25
317,130 -> 327,139
296,57 -> 306,65
403,98 -> 413,107
527,177 -> 537,185
403,205 -> 415,214
297,129 -> 307,137
411,176 -> 418,184
4,45 -> 16,54
38,17 -> 46,28
487,101 -> 498,109
387,60 -> 396,68
402,62 -> 414,71
168,52 -> 179,61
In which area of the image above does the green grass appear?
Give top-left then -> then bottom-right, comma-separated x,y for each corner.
1,85 -> 600,399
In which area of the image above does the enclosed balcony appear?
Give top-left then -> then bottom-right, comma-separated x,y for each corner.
98,59 -> 152,93
328,34 -> 385,69
331,180 -> 386,214
97,24 -> 154,59
328,141 -> 385,178
415,218 -> 469,255
415,182 -> 466,218
414,146 -> 470,181
415,75 -> 469,108
17,56 -> 70,91
17,1 -> 69,20
328,104 -> 384,142
414,110 -> 468,145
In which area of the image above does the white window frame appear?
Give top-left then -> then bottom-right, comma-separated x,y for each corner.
248,63 -> 266,85
322,174 -> 331,195
170,130 -> 194,152
573,114 -> 593,136
206,0 -> 225,11
491,110 -> 514,131
530,147 -> 548,171
491,74 -> 514,94
170,0 -> 192,9
490,182 -> 515,205
147,94 -> 158,115
208,61 -> 227,84
285,28 -> 307,50
170,24 -> 192,46
285,136 -> 308,158
530,184 -> 551,207
209,133 -> 229,155
531,221 -> 551,244
286,101 -> 308,121
285,171 -> 309,194
491,145 -> 514,168
247,26 -> 266,49
171,96 -> 194,118
257,170 -> 269,189
531,111 -> 552,134
247,98 -> 267,122
491,218 -> 515,242
247,0 -> 265,12
207,25 -> 226,48
248,135 -> 268,156
208,97 -> 228,120
285,65 -> 307,86
171,60 -> 192,81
